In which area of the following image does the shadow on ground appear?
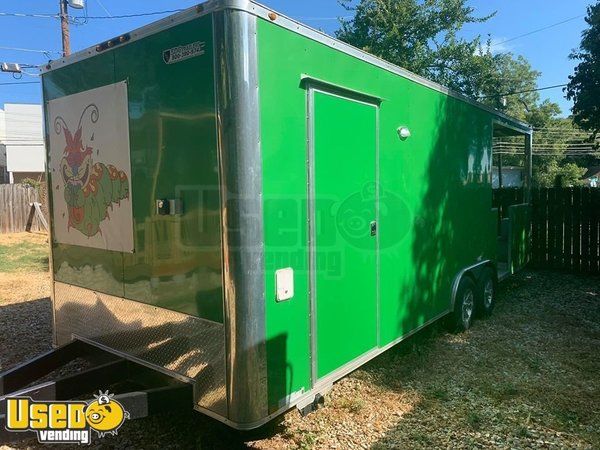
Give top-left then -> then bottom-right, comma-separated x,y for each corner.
2,270 -> 599,449
365,270 -> 600,449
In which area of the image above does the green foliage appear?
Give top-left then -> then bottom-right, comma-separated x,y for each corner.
337,0 -> 594,184
336,0 -> 562,123
337,0 -> 493,94
566,2 -> 600,135
534,160 -> 586,188
21,177 -> 42,190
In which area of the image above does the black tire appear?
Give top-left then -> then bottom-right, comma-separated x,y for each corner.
476,267 -> 496,318
448,276 -> 476,333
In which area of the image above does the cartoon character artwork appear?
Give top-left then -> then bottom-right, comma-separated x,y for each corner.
48,81 -> 134,252
54,105 -> 130,238
85,391 -> 130,437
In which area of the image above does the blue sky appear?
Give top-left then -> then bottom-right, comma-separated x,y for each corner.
0,0 -> 593,116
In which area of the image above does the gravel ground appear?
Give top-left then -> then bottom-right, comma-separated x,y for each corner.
1,233 -> 598,449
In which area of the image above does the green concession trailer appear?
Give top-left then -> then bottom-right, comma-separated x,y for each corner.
38,0 -> 532,430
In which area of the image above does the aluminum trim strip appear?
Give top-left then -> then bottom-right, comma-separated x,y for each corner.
73,336 -> 195,384
300,74 -> 383,104
375,104 -> 381,348
524,133 -> 533,203
40,0 -> 530,132
492,118 -> 533,136
41,82 -> 58,347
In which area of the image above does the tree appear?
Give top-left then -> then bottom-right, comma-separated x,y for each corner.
566,2 -> 600,136
534,159 -> 586,188
336,0 -> 493,94
476,52 -> 561,126
336,0 -> 561,122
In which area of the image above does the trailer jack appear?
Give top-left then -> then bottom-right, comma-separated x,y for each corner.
0,340 -> 193,444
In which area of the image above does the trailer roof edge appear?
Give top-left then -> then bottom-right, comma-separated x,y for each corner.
39,0 -> 531,133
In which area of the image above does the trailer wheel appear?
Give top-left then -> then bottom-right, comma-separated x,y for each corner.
476,267 -> 496,318
449,276 -> 476,333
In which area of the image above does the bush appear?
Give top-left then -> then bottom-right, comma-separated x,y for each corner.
534,160 -> 586,187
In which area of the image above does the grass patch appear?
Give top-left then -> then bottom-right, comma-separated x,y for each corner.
552,408 -> 581,428
0,236 -> 49,273
514,425 -> 531,438
427,387 -> 449,402
337,397 -> 366,413
297,432 -> 318,449
466,411 -> 483,430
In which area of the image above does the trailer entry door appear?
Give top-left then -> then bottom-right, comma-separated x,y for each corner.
309,88 -> 378,381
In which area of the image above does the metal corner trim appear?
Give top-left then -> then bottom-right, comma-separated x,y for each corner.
213,8 -> 268,424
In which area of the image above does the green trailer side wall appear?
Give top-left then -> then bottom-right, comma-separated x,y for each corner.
43,15 -> 224,322
257,18 -> 497,410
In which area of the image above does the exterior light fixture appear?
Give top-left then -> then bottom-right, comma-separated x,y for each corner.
397,126 -> 411,140
1,62 -> 22,74
67,0 -> 85,9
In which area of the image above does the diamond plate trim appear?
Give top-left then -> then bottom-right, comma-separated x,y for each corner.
53,282 -> 227,416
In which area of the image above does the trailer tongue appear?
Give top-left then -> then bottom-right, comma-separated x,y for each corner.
0,340 -> 192,444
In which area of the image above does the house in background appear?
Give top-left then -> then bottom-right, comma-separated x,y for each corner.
492,165 -> 524,188
582,166 -> 600,187
0,104 -> 45,184
0,114 -> 7,183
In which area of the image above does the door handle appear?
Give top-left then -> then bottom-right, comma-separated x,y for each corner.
370,220 -> 377,236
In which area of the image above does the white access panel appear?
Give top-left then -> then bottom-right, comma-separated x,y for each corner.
276,268 -> 294,302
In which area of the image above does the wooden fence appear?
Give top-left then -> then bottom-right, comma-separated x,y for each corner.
0,184 -> 46,233
531,188 -> 600,274
494,187 -> 600,274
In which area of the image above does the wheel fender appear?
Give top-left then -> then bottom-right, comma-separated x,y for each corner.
450,260 -> 492,310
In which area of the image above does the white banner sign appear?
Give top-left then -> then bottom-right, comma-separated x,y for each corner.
48,81 -> 134,253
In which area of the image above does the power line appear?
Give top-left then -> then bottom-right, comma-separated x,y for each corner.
0,81 -> 39,86
94,0 -> 112,17
480,83 -> 568,99
74,9 -> 185,19
74,10 -> 353,21
0,12 -> 58,19
491,14 -> 585,47
0,7 -> 355,22
0,45 -> 61,55
298,16 -> 352,21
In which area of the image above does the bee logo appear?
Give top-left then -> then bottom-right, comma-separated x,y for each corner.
85,391 -> 130,437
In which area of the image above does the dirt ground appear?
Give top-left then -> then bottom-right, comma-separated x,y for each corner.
0,233 -> 598,449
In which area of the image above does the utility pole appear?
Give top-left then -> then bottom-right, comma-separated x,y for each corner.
59,0 -> 71,57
